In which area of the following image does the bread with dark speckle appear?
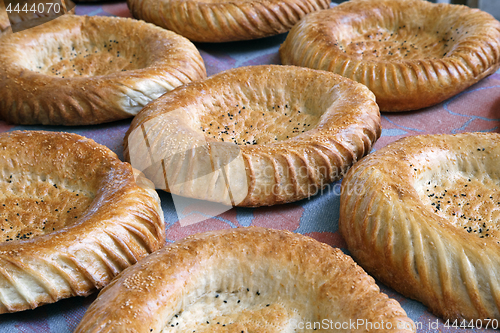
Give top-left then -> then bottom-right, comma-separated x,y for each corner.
75,227 -> 415,332
340,132 -> 500,320
124,65 -> 381,207
280,0 -> 500,112
0,15 -> 206,125
0,130 -> 165,313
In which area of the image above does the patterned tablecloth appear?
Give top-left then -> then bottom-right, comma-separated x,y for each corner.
2,2 -> 500,332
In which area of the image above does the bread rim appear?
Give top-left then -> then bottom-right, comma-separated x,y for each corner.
0,14 -> 206,125
127,0 -> 330,43
280,0 -> 500,112
0,130 -> 165,313
74,227 -> 415,332
124,65 -> 381,207
339,132 -> 500,320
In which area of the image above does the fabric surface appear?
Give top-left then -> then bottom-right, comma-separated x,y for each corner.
1,2 -> 500,332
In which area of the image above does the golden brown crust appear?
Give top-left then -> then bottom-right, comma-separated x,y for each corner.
74,227 -> 415,333
124,65 -> 380,207
280,0 -> 500,112
0,14 -> 206,125
340,132 -> 500,320
127,0 -> 330,43
0,131 -> 165,313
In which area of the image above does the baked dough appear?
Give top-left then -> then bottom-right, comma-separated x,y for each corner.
127,0 -> 330,43
339,132 -> 500,320
124,65 -> 381,207
280,0 -> 500,112
0,131 -> 165,313
0,14 -> 206,125
74,227 -> 415,332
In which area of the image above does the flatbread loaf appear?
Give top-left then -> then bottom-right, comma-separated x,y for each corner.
0,131 -> 165,313
340,132 -> 500,320
280,0 -> 500,111
75,227 -> 415,332
124,65 -> 381,207
127,0 -> 330,42
0,15 -> 206,125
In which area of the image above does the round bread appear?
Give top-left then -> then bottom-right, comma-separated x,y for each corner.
0,131 -> 165,313
280,0 -> 500,112
127,0 -> 330,43
0,14 -> 206,125
124,65 -> 381,207
74,227 -> 415,332
339,132 -> 500,320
